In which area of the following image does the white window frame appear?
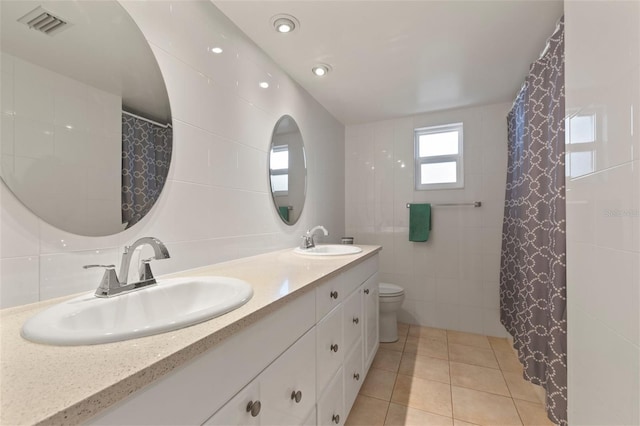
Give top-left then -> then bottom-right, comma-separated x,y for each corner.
414,122 -> 464,190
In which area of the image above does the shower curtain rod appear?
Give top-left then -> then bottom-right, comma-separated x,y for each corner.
406,202 -> 482,208
122,110 -> 172,129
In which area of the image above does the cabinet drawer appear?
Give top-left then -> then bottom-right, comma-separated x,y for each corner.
317,368 -> 344,426
261,328 -> 316,426
342,288 -> 362,354
343,339 -> 363,416
316,278 -> 343,321
316,305 -> 343,394
203,381 -> 260,426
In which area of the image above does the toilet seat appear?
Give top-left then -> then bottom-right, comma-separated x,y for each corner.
379,282 -> 404,297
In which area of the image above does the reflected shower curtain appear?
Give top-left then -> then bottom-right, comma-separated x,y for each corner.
121,114 -> 172,229
500,17 -> 566,425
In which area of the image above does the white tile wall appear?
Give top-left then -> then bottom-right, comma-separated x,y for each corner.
345,102 -> 511,336
566,1 -> 640,424
0,2 -> 345,309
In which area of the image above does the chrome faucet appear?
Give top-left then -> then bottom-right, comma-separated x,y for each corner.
84,237 -> 170,298
300,225 -> 329,249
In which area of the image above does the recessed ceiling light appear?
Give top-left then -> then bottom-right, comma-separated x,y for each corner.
210,47 -> 223,54
259,81 -> 269,89
312,64 -> 331,77
271,14 -> 299,34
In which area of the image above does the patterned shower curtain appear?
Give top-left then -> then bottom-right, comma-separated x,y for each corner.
500,17 -> 566,426
121,114 -> 172,229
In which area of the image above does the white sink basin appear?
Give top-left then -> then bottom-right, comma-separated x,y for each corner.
293,244 -> 363,256
21,276 -> 253,346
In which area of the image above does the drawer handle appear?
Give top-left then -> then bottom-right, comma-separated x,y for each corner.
353,373 -> 360,381
352,317 -> 359,324
330,343 -> 339,353
364,289 -> 370,294
332,414 -> 340,424
246,400 -> 261,417
330,291 -> 338,299
291,390 -> 302,403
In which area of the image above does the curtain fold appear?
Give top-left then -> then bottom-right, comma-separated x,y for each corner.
500,17 -> 566,426
121,114 -> 172,229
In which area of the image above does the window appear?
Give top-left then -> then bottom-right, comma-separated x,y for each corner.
414,123 -> 464,190
565,112 -> 596,178
269,145 -> 289,193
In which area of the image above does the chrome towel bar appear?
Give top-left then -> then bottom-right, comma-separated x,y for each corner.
406,202 -> 482,208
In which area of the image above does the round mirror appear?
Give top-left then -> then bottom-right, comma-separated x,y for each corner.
269,115 -> 306,225
0,1 -> 172,236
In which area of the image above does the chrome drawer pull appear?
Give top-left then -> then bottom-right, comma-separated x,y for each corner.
330,290 -> 338,299
353,373 -> 360,381
330,343 -> 339,353
352,317 -> 359,324
246,400 -> 261,417
291,390 -> 302,403
332,414 -> 340,424
364,288 -> 370,294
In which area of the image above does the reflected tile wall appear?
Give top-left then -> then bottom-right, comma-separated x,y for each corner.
566,1 -> 640,424
0,2 -> 345,309
345,102 -> 511,336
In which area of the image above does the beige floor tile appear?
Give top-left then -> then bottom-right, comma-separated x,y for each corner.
449,362 -> 510,396
494,349 -> 523,373
391,374 -> 452,417
372,349 -> 403,373
453,420 -> 480,426
448,343 -> 499,369
345,394 -> 389,426
360,368 -> 397,401
503,371 -> 545,403
398,322 -> 410,337
451,386 -> 522,425
447,331 -> 491,349
513,399 -> 555,426
385,402 -> 453,426
398,353 -> 450,384
380,334 -> 407,352
404,336 -> 449,360
408,325 -> 448,343
488,336 -> 513,353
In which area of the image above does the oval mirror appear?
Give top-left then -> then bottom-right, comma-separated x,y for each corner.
0,1 -> 172,236
269,115 -> 306,225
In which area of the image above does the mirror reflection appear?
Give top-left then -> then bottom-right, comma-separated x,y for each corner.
0,1 -> 172,236
269,116 -> 306,225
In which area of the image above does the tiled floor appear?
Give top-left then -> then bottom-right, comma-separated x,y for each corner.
345,323 -> 555,426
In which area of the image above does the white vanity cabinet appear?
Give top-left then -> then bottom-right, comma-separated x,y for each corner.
204,328 -> 316,426
88,253 -> 380,426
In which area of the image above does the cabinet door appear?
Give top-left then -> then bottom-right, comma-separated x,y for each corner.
261,328 -> 316,426
316,277 -> 344,321
203,381 -> 261,426
316,305 -> 344,394
342,288 -> 362,355
317,368 -> 344,426
343,340 -> 363,415
363,273 -> 379,370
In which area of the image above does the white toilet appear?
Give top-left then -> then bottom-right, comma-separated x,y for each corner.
378,283 -> 405,343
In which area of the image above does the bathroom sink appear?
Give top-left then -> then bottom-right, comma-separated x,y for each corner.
21,276 -> 253,346
293,244 -> 363,256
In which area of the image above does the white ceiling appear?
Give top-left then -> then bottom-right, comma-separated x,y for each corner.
215,1 -> 563,125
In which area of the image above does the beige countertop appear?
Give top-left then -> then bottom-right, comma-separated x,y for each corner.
0,245 -> 381,426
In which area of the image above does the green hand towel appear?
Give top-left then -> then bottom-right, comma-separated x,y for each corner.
409,203 -> 431,242
278,206 -> 290,222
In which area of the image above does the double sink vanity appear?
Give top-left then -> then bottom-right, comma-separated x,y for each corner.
0,242 -> 381,425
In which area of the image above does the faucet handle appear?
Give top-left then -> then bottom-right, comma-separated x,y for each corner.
84,265 -> 120,298
138,257 -> 157,284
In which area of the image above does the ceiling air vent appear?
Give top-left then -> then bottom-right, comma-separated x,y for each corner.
17,6 -> 70,36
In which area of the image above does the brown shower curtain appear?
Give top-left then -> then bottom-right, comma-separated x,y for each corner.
500,17 -> 566,426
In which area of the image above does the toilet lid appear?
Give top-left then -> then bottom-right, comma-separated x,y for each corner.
379,282 -> 404,296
